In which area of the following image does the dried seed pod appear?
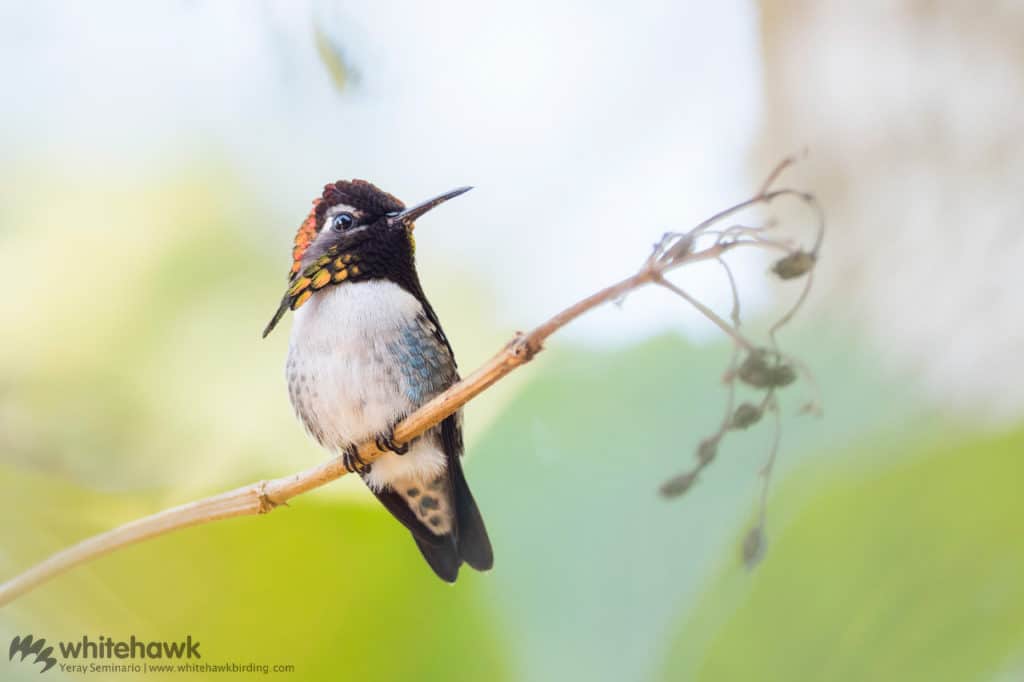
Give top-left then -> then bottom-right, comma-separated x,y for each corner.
731,402 -> 763,429
738,349 -> 797,389
738,349 -> 773,388
771,250 -> 816,279
660,471 -> 698,498
696,437 -> 719,465
770,363 -> 797,388
742,525 -> 766,568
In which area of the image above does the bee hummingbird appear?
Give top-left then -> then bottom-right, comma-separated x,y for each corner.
262,179 -> 492,582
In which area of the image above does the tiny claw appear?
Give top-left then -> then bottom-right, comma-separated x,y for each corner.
376,427 -> 409,455
342,446 -> 372,474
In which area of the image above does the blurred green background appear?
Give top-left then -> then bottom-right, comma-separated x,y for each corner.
3,2 -> 1023,681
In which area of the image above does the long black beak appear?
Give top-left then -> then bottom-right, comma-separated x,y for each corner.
390,186 -> 472,228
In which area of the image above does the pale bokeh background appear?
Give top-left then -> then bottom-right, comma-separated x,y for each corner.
1,2 -> 1022,681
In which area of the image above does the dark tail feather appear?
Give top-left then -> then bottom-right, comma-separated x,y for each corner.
413,535 -> 460,583
449,453 -> 493,571
367,449 -> 492,581
369,485 -> 462,583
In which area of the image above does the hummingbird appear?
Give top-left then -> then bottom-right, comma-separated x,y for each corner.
262,179 -> 493,582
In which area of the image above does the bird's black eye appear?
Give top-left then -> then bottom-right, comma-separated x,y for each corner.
331,213 -> 355,232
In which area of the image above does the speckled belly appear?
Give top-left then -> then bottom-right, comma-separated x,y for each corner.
284,280 -> 458,490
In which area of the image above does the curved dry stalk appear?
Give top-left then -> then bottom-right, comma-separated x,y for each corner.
0,162 -> 820,607
653,275 -> 758,352
716,256 -> 742,327
0,268 -> 646,608
655,157 -> 824,570
770,267 -> 816,345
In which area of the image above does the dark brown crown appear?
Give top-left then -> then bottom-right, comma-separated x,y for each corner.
288,180 -> 406,281
315,179 -> 405,225
267,178 -> 453,347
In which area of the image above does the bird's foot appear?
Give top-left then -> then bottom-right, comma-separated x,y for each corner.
342,445 -> 372,475
375,424 -> 409,455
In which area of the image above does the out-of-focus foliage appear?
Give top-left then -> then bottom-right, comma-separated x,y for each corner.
0,466 -> 508,682
0,165 -> 288,493
664,428 -> 1024,681
0,164 -> 1012,681
465,329 -> 920,681
314,22 -> 357,94
3,1 -> 1022,679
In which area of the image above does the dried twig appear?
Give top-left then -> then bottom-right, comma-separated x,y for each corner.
656,156 -> 824,564
0,159 -> 822,607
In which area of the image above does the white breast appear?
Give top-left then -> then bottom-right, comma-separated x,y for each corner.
290,279 -> 425,355
286,280 -> 447,489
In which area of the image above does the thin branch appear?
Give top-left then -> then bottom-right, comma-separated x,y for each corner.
716,256 -> 742,327
0,270 -> 644,607
0,164 -> 820,607
653,275 -> 757,352
770,267 -> 815,346
758,155 -> 799,196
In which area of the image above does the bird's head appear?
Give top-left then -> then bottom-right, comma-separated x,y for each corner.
262,179 -> 471,337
